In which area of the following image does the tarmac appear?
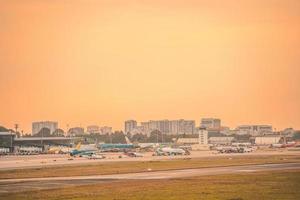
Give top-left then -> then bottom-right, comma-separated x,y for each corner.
0,149 -> 298,170
0,162 -> 300,194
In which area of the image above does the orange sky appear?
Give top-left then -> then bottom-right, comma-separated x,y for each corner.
0,0 -> 299,133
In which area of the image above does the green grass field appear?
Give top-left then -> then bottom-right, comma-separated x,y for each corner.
1,154 -> 299,179
1,170 -> 300,200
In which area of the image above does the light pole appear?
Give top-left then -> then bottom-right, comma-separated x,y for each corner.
11,124 -> 18,153
14,124 -> 19,137
10,130 -> 13,152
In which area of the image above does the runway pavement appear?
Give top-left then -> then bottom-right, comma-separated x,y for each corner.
0,162 -> 300,194
1,150 -> 299,170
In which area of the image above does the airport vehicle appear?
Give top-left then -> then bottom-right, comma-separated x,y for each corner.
216,146 -> 245,153
18,146 -> 43,155
88,154 -> 106,159
0,147 -> 10,155
125,152 -> 143,157
243,147 -> 254,153
48,146 -> 71,154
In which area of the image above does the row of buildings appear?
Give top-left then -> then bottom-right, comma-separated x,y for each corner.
125,118 -> 274,136
32,121 -> 112,136
29,119 -> 278,137
125,119 -> 196,135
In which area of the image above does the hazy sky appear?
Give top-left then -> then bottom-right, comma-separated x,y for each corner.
1,0 -> 299,133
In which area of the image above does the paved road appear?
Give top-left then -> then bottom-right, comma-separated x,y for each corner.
0,162 -> 299,194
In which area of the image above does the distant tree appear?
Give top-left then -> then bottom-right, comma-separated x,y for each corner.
293,131 -> 300,140
148,130 -> 162,143
35,128 -> 51,137
126,132 -> 132,139
111,131 -> 126,143
132,133 -> 147,143
52,129 -> 65,136
0,126 -> 9,132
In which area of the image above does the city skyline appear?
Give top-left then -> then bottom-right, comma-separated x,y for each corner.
0,117 -> 292,135
1,0 -> 300,133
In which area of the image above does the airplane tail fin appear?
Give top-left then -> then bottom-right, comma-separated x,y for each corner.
75,142 -> 81,150
125,136 -> 131,144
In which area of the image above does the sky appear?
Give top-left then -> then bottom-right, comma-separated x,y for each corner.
0,0 -> 299,133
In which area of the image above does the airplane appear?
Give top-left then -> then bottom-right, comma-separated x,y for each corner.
69,143 -> 98,157
138,143 -> 158,149
154,147 -> 188,156
99,143 -> 134,151
272,141 -> 296,148
99,136 -> 135,152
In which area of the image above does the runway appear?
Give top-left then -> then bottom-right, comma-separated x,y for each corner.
0,162 -> 299,194
1,150 -> 298,170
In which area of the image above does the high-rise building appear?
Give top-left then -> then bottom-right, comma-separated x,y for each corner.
124,120 -> 137,134
141,119 -> 195,135
87,125 -> 100,134
68,127 -> 84,136
100,126 -> 113,135
200,118 -> 221,129
32,121 -> 58,135
130,126 -> 145,135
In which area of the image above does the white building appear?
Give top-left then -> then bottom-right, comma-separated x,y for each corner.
176,128 -> 209,150
87,125 -> 100,134
236,125 -> 273,136
32,121 -> 58,135
125,120 -> 137,134
200,118 -> 221,129
177,138 -> 198,144
255,136 -> 281,145
141,119 -> 195,135
198,128 -> 208,145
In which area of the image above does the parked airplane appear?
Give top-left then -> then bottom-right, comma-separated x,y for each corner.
70,143 -> 98,157
138,143 -> 158,149
272,141 -> 296,148
99,143 -> 134,151
99,136 -> 136,152
154,147 -> 188,156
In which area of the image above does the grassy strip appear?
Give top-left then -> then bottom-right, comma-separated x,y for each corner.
1,170 -> 300,200
0,155 -> 300,179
